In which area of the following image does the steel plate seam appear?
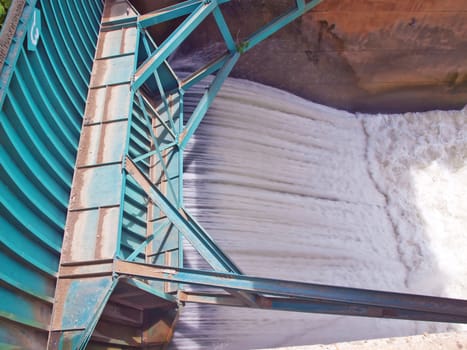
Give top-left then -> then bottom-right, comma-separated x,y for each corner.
19,49 -> 79,152
30,37 -> 83,117
0,117 -> 70,201
54,1 -> 93,71
60,1 -> 93,62
3,93 -> 72,186
66,1 -> 95,53
39,1 -> 87,101
46,1 -> 89,83
33,11 -> 85,111
13,69 -> 76,167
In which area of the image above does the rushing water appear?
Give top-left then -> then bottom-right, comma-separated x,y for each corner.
170,78 -> 467,349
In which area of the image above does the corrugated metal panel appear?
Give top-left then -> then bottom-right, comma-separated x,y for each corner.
0,0 -> 103,348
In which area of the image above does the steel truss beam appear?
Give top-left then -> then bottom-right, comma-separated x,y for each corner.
125,157 -> 241,274
128,0 -> 467,326
48,0 -> 467,348
133,1 -> 217,90
115,261 -> 467,324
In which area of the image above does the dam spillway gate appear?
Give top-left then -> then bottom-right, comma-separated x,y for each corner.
1,0 -> 467,349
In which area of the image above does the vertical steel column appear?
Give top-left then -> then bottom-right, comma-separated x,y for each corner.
47,1 -> 143,348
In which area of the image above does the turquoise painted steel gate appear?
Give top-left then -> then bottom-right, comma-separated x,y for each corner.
1,1 -> 467,349
0,0 -> 103,348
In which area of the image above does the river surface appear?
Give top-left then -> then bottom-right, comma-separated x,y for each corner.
170,78 -> 467,349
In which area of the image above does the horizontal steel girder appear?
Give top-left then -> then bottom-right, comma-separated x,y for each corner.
133,0 -> 325,89
138,0 -> 231,28
133,1 -> 217,90
115,260 -> 467,324
51,258 -> 467,324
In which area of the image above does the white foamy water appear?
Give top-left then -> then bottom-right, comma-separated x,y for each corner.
171,78 -> 467,349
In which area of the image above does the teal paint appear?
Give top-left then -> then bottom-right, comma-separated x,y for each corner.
0,0 -> 103,348
4,1 -> 464,348
122,0 -> 467,332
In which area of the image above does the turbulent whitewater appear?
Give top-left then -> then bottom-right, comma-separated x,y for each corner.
170,78 -> 467,349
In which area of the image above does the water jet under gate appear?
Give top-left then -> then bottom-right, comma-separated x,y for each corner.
1,1 -> 466,349
175,77 -> 467,349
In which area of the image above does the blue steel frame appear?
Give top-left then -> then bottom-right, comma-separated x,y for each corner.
122,0 -> 467,327
47,0 -> 467,348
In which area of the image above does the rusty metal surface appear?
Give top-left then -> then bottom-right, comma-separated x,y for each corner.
70,165 -> 123,210
77,121 -> 128,166
115,260 -> 467,324
48,0 -> 137,347
97,27 -> 138,58
48,1 -> 181,348
90,54 -> 135,88
102,0 -> 137,24
84,84 -> 132,125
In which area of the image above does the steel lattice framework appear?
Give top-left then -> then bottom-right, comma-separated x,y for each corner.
47,0 -> 467,348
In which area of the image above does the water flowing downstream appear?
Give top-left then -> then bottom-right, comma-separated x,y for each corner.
170,78 -> 467,349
